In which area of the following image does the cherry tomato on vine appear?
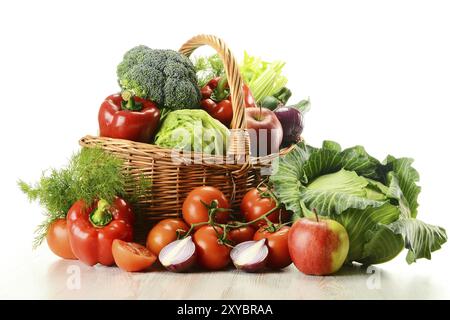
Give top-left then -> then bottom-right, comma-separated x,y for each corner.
112,240 -> 157,272
228,225 -> 256,244
146,218 -> 190,255
240,188 -> 289,227
254,225 -> 292,269
46,219 -> 77,260
193,225 -> 231,270
182,186 -> 230,225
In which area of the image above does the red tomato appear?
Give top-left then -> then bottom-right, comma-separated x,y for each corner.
182,186 -> 230,225
112,240 -> 157,272
254,225 -> 292,269
146,218 -> 190,255
46,219 -> 77,260
241,188 -> 288,227
193,225 -> 231,270
228,225 -> 256,244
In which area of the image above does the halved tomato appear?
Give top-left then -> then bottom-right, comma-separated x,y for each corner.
112,239 -> 157,272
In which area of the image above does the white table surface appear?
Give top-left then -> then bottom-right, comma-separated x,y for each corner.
1,243 -> 449,300
3,176 -> 448,300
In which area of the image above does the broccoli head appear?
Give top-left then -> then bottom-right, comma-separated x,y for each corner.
117,45 -> 201,110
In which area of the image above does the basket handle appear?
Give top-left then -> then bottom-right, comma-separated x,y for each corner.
179,35 -> 250,171
179,34 -> 246,131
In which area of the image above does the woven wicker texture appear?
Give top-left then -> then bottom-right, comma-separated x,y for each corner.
80,34 -> 288,241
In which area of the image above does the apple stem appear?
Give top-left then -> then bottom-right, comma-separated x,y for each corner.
313,208 -> 319,222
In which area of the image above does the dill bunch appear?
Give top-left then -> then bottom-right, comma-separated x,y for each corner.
18,147 -> 150,248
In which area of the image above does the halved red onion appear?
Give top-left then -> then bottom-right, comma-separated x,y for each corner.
230,239 -> 268,272
158,236 -> 196,272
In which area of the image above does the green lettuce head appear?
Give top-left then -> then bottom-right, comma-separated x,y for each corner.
154,109 -> 230,156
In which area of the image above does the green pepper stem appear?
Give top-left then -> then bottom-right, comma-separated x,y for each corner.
121,91 -> 143,111
89,199 -> 113,227
213,77 -> 229,101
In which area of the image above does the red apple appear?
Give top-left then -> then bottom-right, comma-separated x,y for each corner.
288,216 -> 349,276
245,107 -> 283,156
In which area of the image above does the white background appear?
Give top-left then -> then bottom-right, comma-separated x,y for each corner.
0,0 -> 449,299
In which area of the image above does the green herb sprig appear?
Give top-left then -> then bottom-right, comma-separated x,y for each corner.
19,147 -> 150,248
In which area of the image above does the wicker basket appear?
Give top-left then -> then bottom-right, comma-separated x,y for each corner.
80,34 -> 291,241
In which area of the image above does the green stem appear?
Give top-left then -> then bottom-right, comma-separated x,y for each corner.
89,199 -> 113,227
181,190 -> 283,239
175,228 -> 188,239
263,216 -> 273,225
313,208 -> 319,222
208,199 -> 219,222
219,224 -> 230,244
213,77 -> 229,101
300,201 -> 317,220
230,203 -> 280,229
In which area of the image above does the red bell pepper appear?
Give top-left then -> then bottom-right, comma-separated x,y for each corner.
67,197 -> 134,266
98,92 -> 160,143
200,77 -> 256,127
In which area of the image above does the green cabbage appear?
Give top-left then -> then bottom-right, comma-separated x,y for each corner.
154,110 -> 230,155
270,141 -> 447,264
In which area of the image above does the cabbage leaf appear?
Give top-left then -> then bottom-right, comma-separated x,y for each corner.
270,141 -> 447,264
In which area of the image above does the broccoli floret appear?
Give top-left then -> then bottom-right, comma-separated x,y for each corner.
117,46 -> 201,110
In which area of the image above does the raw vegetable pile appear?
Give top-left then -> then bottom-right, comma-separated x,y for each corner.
18,41 -> 446,276
100,47 -> 308,155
